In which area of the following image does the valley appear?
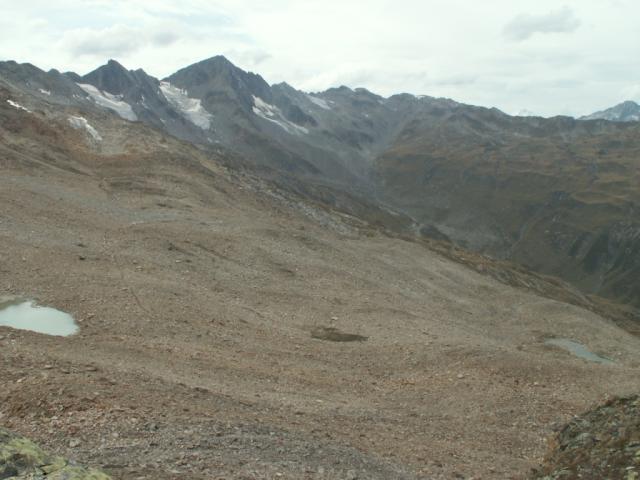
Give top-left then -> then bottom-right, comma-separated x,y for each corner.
0,56 -> 639,479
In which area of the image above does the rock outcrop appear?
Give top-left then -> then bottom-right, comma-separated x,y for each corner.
532,396 -> 640,479
0,427 -> 110,479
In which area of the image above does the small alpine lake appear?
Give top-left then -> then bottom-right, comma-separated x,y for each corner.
545,338 -> 614,365
0,299 -> 78,337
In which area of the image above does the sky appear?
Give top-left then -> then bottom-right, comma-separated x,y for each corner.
1,0 -> 638,117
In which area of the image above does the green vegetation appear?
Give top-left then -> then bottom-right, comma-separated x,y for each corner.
0,428 -> 110,479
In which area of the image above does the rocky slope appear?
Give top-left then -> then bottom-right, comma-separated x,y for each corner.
1,71 -> 639,479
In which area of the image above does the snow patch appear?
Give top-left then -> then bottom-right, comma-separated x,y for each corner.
68,116 -> 102,141
38,88 -> 51,96
307,94 -> 331,110
77,83 -> 137,121
6,100 -> 31,112
252,95 -> 308,135
159,82 -> 212,129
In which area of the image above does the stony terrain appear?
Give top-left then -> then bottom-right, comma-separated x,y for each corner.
1,74 -> 639,479
531,395 -> 640,479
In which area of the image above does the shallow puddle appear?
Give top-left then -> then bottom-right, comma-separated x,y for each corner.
0,300 -> 78,336
545,338 -> 614,365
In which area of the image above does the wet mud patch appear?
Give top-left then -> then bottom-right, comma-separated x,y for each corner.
311,326 -> 368,343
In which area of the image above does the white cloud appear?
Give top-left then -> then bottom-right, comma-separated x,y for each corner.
62,24 -> 178,58
621,84 -> 640,102
503,6 -> 581,41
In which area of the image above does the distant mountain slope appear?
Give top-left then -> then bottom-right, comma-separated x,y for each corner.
373,107 -> 640,307
580,100 -> 640,122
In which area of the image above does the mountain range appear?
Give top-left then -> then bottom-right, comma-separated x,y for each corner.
1,56 -> 639,313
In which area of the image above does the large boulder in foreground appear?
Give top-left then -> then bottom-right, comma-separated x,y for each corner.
0,427 -> 110,479
532,395 -> 640,479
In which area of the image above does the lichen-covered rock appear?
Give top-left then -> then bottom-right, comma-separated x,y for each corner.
531,395 -> 640,480
0,427 -> 110,479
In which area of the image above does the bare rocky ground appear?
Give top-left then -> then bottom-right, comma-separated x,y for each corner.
0,91 -> 639,479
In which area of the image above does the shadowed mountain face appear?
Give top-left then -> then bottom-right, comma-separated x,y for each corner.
1,56 -> 639,310
373,108 -> 640,307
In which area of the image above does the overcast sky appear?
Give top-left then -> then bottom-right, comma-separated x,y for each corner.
1,0 -> 638,117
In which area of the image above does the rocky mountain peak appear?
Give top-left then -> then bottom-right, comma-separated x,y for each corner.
354,87 -> 381,98
82,59 -> 138,95
106,58 -> 127,70
196,54 -> 236,71
167,55 -> 263,86
166,55 -> 272,109
272,81 -> 297,94
580,100 -> 640,122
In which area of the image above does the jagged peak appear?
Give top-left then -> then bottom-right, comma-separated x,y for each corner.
85,59 -> 129,76
166,54 -> 272,103
171,55 -> 239,77
272,81 -> 299,94
81,59 -> 138,95
354,87 -> 380,98
323,85 -> 353,95
201,55 -> 234,67
106,58 -> 126,69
